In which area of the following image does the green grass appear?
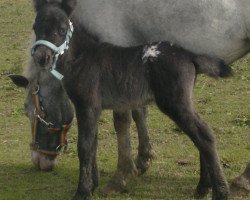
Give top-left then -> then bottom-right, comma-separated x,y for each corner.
0,0 -> 249,199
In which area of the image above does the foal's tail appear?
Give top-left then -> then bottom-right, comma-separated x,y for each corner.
192,55 -> 232,78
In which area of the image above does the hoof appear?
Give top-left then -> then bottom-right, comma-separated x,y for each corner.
73,187 -> 92,200
135,150 -> 155,175
212,188 -> 229,200
135,158 -> 150,175
101,179 -> 127,196
73,193 -> 91,200
194,186 -> 210,199
212,193 -> 228,200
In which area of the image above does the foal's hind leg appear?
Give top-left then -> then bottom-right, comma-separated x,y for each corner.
195,153 -> 212,198
102,110 -> 138,195
149,56 -> 228,199
132,107 -> 155,175
155,98 -> 228,199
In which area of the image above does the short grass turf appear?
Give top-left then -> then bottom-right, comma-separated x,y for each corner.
0,0 -> 249,200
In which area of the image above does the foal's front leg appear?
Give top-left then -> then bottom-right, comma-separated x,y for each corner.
102,110 -> 138,195
73,105 -> 101,200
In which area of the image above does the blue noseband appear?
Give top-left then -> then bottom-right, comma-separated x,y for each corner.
31,20 -> 74,80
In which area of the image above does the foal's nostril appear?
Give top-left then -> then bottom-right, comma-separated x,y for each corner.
39,55 -> 51,66
39,56 -> 47,66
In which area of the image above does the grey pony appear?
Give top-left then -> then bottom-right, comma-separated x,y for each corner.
74,0 -> 250,64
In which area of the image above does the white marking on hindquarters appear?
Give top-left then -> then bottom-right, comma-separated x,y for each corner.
142,43 -> 161,63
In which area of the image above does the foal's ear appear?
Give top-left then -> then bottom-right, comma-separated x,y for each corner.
32,0 -> 63,12
33,0 -> 76,15
61,0 -> 77,16
8,75 -> 29,88
33,0 -> 50,12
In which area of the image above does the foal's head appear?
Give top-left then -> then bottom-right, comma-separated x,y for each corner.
32,0 -> 76,74
9,65 -> 74,170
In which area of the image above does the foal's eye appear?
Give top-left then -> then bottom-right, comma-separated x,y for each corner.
58,28 -> 67,36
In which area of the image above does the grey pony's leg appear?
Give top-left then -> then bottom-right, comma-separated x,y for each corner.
102,110 -> 138,195
231,163 -> 250,196
132,107 -> 155,175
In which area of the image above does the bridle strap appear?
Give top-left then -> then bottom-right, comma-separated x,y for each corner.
31,114 -> 73,156
31,83 -> 73,156
32,84 -> 45,118
31,111 -> 73,156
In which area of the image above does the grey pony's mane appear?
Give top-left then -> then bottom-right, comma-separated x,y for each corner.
24,32 -> 43,80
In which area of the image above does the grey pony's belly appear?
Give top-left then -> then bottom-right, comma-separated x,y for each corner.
75,0 -> 250,64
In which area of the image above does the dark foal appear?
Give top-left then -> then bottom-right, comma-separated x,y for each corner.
31,1 -> 232,199
9,60 -> 154,192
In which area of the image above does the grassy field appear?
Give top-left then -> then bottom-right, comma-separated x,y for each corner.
0,0 -> 249,200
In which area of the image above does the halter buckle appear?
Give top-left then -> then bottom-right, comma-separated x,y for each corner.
32,84 -> 40,95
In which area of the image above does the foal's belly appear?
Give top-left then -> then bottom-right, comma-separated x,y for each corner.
101,98 -> 153,111
101,86 -> 154,111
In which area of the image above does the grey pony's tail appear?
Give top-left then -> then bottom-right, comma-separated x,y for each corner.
192,55 -> 232,78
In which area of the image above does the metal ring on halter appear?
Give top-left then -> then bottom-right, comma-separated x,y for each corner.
32,84 -> 40,95
37,114 -> 55,127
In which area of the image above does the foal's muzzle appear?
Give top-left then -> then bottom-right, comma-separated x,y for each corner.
32,45 -> 54,68
31,20 -> 74,80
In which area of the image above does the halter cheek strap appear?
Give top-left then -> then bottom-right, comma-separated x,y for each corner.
31,83 -> 73,156
31,20 -> 74,80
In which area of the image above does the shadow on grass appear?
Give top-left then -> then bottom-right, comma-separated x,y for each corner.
0,162 -> 203,200
1,162 -> 249,199
0,162 -> 77,200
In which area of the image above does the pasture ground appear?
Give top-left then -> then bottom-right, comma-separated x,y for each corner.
0,0 -> 249,199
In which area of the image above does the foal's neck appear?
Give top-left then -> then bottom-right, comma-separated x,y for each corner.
70,18 -> 100,57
